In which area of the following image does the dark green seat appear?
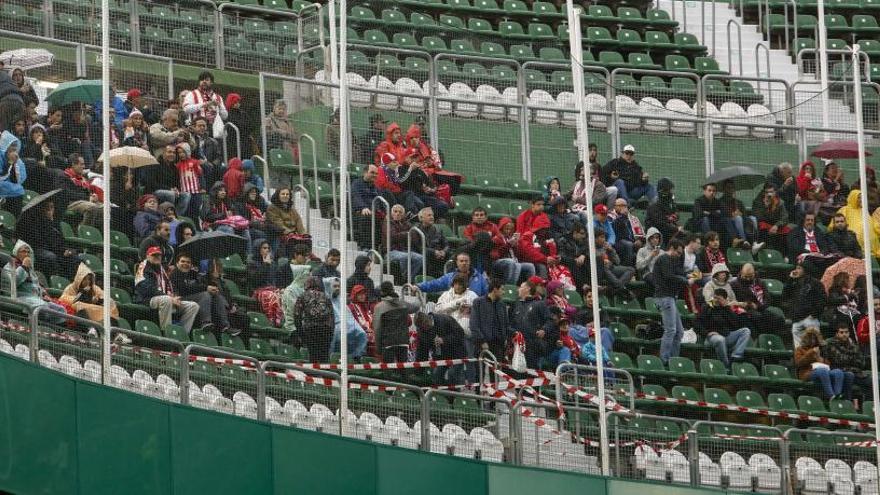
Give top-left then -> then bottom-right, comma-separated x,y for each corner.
667,356 -> 700,378
674,33 -> 707,55
191,329 -> 219,347
641,384 -> 668,397
645,30 -> 676,50
700,358 -> 736,382
586,27 -> 617,48
726,247 -> 755,268
611,352 -> 635,370
704,387 -> 733,404
768,393 -> 802,413
636,354 -> 667,376
664,54 -> 692,72
165,324 -> 190,342
671,385 -> 701,401
736,390 -> 767,408
732,362 -> 768,384
763,364 -> 808,388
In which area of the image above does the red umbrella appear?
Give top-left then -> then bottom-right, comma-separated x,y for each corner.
811,140 -> 873,159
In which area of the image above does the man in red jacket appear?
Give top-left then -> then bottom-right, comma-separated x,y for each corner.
463,207 -> 499,242
516,214 -> 557,279
373,122 -> 405,167
516,197 -> 549,234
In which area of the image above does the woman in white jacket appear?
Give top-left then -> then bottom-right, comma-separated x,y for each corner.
434,273 -> 478,379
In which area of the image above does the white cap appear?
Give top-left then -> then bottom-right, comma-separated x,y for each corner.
623,144 -> 636,153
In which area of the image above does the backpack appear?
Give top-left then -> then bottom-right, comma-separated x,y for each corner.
298,290 -> 333,327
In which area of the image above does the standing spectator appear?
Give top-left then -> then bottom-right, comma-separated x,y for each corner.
697,288 -> 752,369
293,276 -> 335,363
692,183 -> 727,239
224,93 -> 256,157
417,251 -> 488,296
434,273 -> 478,331
148,109 -> 192,159
492,217 -> 535,286
826,213 -> 863,258
593,228 -> 635,298
280,248 -> 312,335
470,279 -> 510,360
0,130 -> 26,215
183,71 -> 227,127
731,263 -> 785,335
823,323 -> 868,400
636,227 -> 663,280
349,285 -> 377,357
324,277 -> 368,359
266,187 -> 307,256
223,157 -> 245,201
783,262 -> 827,347
645,177 -> 681,246
373,122 -> 405,167
10,68 -> 38,108
134,246 -> 199,332
264,99 -> 297,156
190,116 -> 223,186
416,207 -> 448,278
516,197 -> 548,234
767,162 -> 798,218
795,327 -> 853,400
384,204 -> 422,282
351,164 -> 380,248
753,183 -> 790,253
510,279 -> 553,369
558,221 -> 591,290
60,152 -> 103,228
312,249 -> 341,279
138,220 -> 175,267
600,144 -> 656,204
611,198 -> 645,266
347,255 -> 378,302
144,144 -> 191,215
796,160 -> 826,216
654,239 -> 693,364
169,253 -> 226,334
373,281 -> 420,363
414,312 -> 467,385
0,70 -> 25,133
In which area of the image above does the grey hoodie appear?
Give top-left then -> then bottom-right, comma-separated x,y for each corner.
372,295 -> 420,350
635,227 -> 663,277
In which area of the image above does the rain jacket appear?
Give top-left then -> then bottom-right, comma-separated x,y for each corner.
0,131 -> 26,199
490,217 -> 518,261
837,189 -> 880,258
373,122 -> 405,167
59,263 -> 118,321
2,240 -> 44,306
266,189 -> 306,235
241,159 -> 264,193
223,157 -> 245,200
323,277 -> 367,358
515,208 -> 550,235
796,160 -> 825,201
281,264 -> 312,334
636,227 -> 663,277
403,123 -> 441,172
417,268 -> 489,296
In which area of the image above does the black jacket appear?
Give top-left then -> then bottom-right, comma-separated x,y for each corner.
138,235 -> 175,267
470,295 -> 510,345
510,297 -> 551,341
351,177 -> 379,212
786,227 -> 837,261
169,268 -> 206,297
312,263 -> 340,280
646,196 -> 679,246
601,158 -> 645,189
142,159 -> 179,193
133,263 -> 170,303
782,274 -> 827,321
696,302 -> 750,337
827,229 -> 862,258
652,252 -> 688,298
416,313 -> 467,361
731,278 -> 771,311
693,195 -> 725,223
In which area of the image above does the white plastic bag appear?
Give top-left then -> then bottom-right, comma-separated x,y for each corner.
212,114 -> 226,140
511,342 -> 527,373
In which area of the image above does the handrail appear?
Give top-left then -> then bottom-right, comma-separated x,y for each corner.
348,374 -> 427,448
797,48 -> 871,81
291,183 -> 312,233
298,133 -> 318,208
329,217 -> 341,249
755,42 -> 772,90
510,400 -> 596,467
406,226 -> 427,285
29,306 -> 106,378
251,155 -> 270,203
424,389 -> 511,455
262,361 -> 343,434
371,195 -> 391,273
224,122 -> 241,161
703,73 -> 791,116
727,19 -> 743,76
554,363 -> 635,411
181,344 -> 266,421
365,249 -> 384,278
783,0 -> 798,57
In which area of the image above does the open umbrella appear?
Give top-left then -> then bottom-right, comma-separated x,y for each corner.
97,146 -> 158,169
178,231 -> 248,260
811,140 -> 873,159
45,79 -> 102,107
0,48 -> 54,71
20,188 -> 62,216
704,166 -> 765,190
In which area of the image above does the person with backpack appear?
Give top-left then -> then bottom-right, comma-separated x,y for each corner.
292,276 -> 335,363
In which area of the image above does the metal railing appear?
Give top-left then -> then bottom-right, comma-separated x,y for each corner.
291,183 -> 312,233
370,195 -> 391,274
406,226 -> 427,286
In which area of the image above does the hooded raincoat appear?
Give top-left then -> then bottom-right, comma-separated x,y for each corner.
0,131 -> 26,200
59,263 -> 119,321
837,189 -> 880,259
281,264 -> 312,334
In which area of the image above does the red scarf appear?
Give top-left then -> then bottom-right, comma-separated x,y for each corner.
63,168 -> 104,202
805,229 -> 819,253
706,248 -> 726,270
749,281 -> 765,306
246,203 -> 264,222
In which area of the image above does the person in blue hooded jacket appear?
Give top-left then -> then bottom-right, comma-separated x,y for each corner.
241,158 -> 265,194
323,277 -> 368,359
0,130 -> 27,215
416,251 -> 488,297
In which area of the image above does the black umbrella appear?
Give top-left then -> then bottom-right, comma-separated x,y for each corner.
19,188 -> 62,216
704,166 -> 765,191
178,231 -> 248,259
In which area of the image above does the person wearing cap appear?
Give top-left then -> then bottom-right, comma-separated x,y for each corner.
183,71 -> 227,126
373,281 -> 421,365
134,245 -> 200,333
138,219 -> 175,267
224,92 -> 256,158
375,152 -> 421,215
611,198 -> 645,267
600,144 -> 656,205
60,152 -> 103,229
592,204 -> 616,246
190,115 -> 223,187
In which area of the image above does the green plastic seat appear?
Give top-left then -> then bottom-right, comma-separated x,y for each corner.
501,284 -> 518,304
617,29 -> 648,50
695,57 -> 725,75
675,33 -> 707,54
645,30 -> 676,50
646,9 -> 677,28
768,393 -> 801,413
736,390 -> 767,408
797,395 -> 827,413
824,14 -> 849,35
220,333 -> 247,351
797,14 -> 818,32
636,354 -> 665,375
588,4 -> 616,19
165,324 -> 190,342
249,337 -> 272,355
667,356 -> 699,378
732,362 -> 767,383
533,1 -> 560,16
380,8 -> 408,26
700,358 -> 734,381
629,53 -> 661,69
763,364 -> 806,387
539,47 -> 567,62
586,26 -> 617,48
410,13 -> 438,30
618,7 -> 649,26
758,333 -> 786,353
191,329 -> 219,347
509,44 -> 536,60
405,57 -> 429,73
726,247 -> 755,268
704,387 -> 733,404
611,352 -> 635,369
467,17 -> 493,33
599,51 -> 630,69
362,29 -> 390,45
528,23 -> 555,40
854,14 -> 880,34
671,385 -> 700,401
828,399 -> 859,418
665,54 -> 692,72
757,249 -> 793,271
498,20 -> 526,38
479,41 -> 505,58
450,39 -> 477,55
391,33 -> 418,48
439,15 -> 465,30
502,0 -> 527,13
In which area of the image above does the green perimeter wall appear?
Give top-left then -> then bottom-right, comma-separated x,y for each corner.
0,352 -> 744,495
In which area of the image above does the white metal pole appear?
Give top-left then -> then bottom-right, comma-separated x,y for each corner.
852,45 -> 880,487
565,0 -> 609,476
817,0 -> 830,132
101,0 -> 112,382
327,0 -> 338,84
337,0 -> 350,436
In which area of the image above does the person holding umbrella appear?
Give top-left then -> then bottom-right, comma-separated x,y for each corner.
15,192 -> 80,280
134,246 -> 199,334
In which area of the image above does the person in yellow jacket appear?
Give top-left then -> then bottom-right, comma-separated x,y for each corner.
834,189 -> 880,259
59,263 -> 119,323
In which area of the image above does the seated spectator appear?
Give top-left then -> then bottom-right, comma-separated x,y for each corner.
795,327 -> 853,400
796,160 -> 826,216
15,198 -> 80,280
248,240 -> 287,290
697,288 -> 752,369
143,144 -> 190,215
374,281 -> 420,364
821,161 -> 849,214
548,196 -> 577,241
516,197 -> 548,234
417,251 -> 488,296
463,207 -> 499,242
159,202 -> 181,241
591,204 -> 615,247
572,286 -> 615,352
681,233 -> 703,278
121,109 -> 150,150
767,162 -> 798,218
375,152 -> 421,215
351,165 -> 380,248
2,240 -> 66,314
415,207 -> 448,278
109,166 -> 139,239
241,159 -> 264,194
138,220 -> 174,267
645,178 -> 681,246
22,123 -> 62,171
567,158 -> 617,218
373,122 -> 405,167
59,262 -> 118,323
753,183 -> 790,253
826,213 -> 863,258
349,285 -> 377,358
347,255 -> 378,302
611,198 -> 645,267
240,183 -> 268,243
543,176 -> 564,205
324,277 -> 367,359
510,279 -> 552,368
123,88 -> 158,126
787,211 -> 840,275
600,144 -> 656,204
731,263 -> 785,335
399,156 -> 448,220
695,231 -> 726,278
293,276 -> 334,363
266,187 -> 307,257
10,68 -> 38,108
201,182 -> 252,248
825,271 -> 862,331
175,223 -> 195,247
312,249 -> 341,279
719,180 -> 762,252
593,227 -> 635,298
170,254 -> 230,335
435,272 -> 478,333
491,217 -> 534,286
470,279 -> 510,360
415,312 -> 467,385
702,263 -> 736,304
693,182 -> 727,239
280,245 -> 313,335
636,227 -> 663,280
0,130 -> 27,215
183,71 -> 227,129
384,204 -> 422,282
353,113 -> 385,165
548,314 -> 579,368
516,216 -> 557,280
190,116 -> 223,187
60,152 -> 103,229
823,323 -> 867,400
134,246 -> 199,332
148,109 -> 192,159
558,222 -> 591,290
837,190 -> 880,259
545,279 -> 577,317
783,262 -> 827,347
